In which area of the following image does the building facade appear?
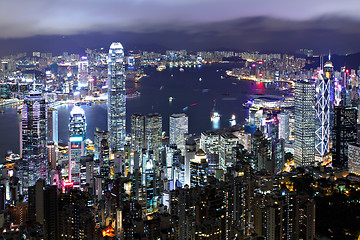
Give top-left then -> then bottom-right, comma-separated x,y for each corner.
108,42 -> 126,152
20,90 -> 47,190
294,81 -> 315,166
169,113 -> 188,154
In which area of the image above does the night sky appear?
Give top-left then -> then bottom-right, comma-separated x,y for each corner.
1,0 -> 360,54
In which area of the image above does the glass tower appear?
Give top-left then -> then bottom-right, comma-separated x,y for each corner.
315,72 -> 331,158
68,105 -> 86,188
169,113 -> 188,154
145,113 -> 162,162
21,90 -> 47,190
294,81 -> 315,166
108,42 -> 126,152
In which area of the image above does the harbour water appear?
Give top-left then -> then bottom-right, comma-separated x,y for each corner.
0,63 -> 282,158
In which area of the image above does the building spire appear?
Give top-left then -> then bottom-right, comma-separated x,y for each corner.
328,50 -> 331,61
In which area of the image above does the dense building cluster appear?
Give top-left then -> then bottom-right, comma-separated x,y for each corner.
0,44 -> 360,239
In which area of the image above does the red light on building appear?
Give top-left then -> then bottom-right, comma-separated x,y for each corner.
258,61 -> 263,64
64,181 -> 74,187
346,69 -> 349,73
259,73 -> 263,77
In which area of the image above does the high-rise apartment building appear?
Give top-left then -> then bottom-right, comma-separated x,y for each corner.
294,81 -> 315,166
108,42 -> 126,152
20,90 -> 47,190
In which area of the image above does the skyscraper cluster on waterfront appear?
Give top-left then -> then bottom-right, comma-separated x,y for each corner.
1,45 -> 360,239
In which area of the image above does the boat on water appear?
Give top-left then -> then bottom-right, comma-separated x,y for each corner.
169,97 -> 174,102
229,115 -> 236,127
126,88 -> 141,99
127,91 -> 141,99
156,65 -> 166,71
210,99 -> 220,122
179,68 -> 184,72
210,111 -> 220,122
199,77 -> 202,81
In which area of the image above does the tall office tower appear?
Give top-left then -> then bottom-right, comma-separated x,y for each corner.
78,56 -> 89,88
145,157 -> 156,214
94,129 -> 109,162
315,73 -> 331,159
219,133 -> 239,170
294,81 -> 316,166
184,138 -> 196,187
251,130 -> 270,171
324,59 -> 336,147
145,113 -> 162,162
68,105 -> 86,188
131,113 -> 146,152
169,113 -> 188,154
108,42 -> 126,152
20,90 -> 47,190
277,113 -> 289,142
190,149 -> 208,187
47,107 -> 58,145
332,106 -> 357,168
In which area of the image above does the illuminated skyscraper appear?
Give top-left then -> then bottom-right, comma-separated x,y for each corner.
315,72 -> 331,159
169,113 -> 188,153
20,90 -> 47,190
332,106 -> 357,168
145,113 -> 162,162
47,107 -> 58,145
108,42 -> 126,152
131,113 -> 146,153
68,105 -> 86,188
277,113 -> 289,142
294,81 -> 315,166
78,56 -> 89,88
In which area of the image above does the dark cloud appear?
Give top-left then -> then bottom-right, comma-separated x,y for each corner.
1,0 -> 360,54
1,0 -> 360,38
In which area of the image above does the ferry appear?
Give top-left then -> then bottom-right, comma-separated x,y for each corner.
210,111 -> 220,122
156,65 -> 166,71
127,91 -> 141,99
179,68 -> 184,72
126,88 -> 141,99
229,115 -> 236,127
210,99 -> 220,122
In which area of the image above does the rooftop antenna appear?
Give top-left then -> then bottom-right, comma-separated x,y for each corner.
328,50 -> 331,61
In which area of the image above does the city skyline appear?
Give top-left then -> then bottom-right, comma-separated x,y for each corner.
1,3 -> 360,235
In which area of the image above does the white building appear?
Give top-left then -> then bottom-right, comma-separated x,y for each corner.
277,113 -> 290,142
